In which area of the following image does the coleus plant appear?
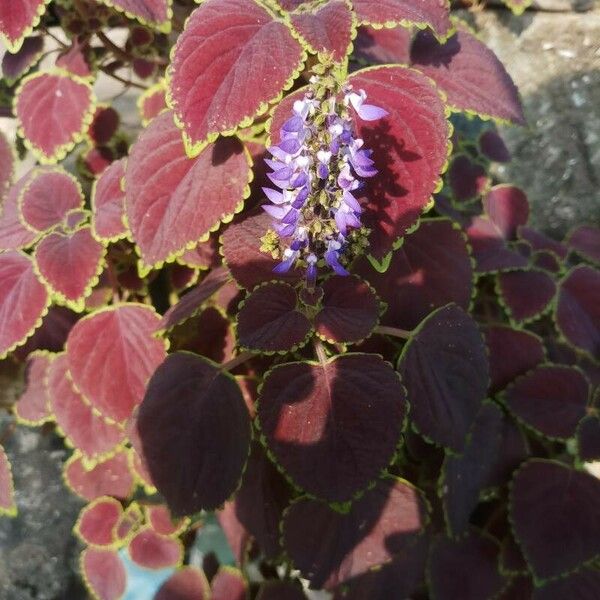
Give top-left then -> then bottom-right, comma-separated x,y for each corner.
1,0 -> 599,598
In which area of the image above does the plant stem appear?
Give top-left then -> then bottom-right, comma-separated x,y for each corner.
98,66 -> 148,90
374,325 -> 412,339
313,338 -> 328,367
97,31 -> 131,63
221,351 -> 255,372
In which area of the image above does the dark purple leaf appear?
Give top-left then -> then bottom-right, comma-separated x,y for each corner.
1,35 -> 44,82
518,225 -> 568,260
577,415 -> 600,462
497,268 -> 556,324
256,581 -> 307,600
484,416 -> 529,489
533,567 -> 600,600
567,225 -> 600,265
448,154 -> 489,203
478,129 -> 511,163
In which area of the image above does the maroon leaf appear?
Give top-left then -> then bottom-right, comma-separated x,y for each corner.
96,0 -> 170,32
567,224 -> 600,265
15,70 -> 95,163
64,450 -> 135,501
128,527 -> 183,569
14,350 -> 53,425
555,265 -> 600,357
155,568 -> 210,600
510,459 -> 600,580
257,581 -> 307,600
211,567 -> 247,600
125,111 -> 251,271
503,365 -> 589,440
484,416 -> 529,489
0,0 -> 48,52
159,266 -> 231,330
66,304 -> 167,422
315,275 -> 381,343
483,185 -> 529,240
500,529 -> 528,576
484,325 -> 545,393
518,225 -> 568,260
2,35 -> 44,83
497,576 -> 534,600
0,251 -> 49,359
352,25 -> 412,65
356,218 -> 473,331
34,226 -> 106,310
48,354 -> 126,460
177,236 -> 218,270
428,530 -> 507,600
441,402 -> 503,536
348,65 -> 450,259
533,567 -> 600,600
74,497 -> 123,547
138,81 -> 167,125
221,211 -> 302,289
14,306 -> 78,357
258,354 -> 406,501
0,444 -> 16,516
398,304 -> 488,451
577,415 -> 600,462
137,352 -> 252,515
168,0 -> 304,155
282,478 -> 427,588
531,249 -> 561,273
91,158 -> 128,242
447,154 -> 489,202
80,548 -> 126,600
236,282 -> 311,353
89,106 -> 119,146
497,268 -> 556,324
410,28 -> 525,124
18,166 -> 84,233
353,0 -> 451,40
478,129 -> 511,163
290,0 -> 354,63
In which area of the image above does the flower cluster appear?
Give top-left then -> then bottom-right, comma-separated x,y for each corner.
261,78 -> 388,287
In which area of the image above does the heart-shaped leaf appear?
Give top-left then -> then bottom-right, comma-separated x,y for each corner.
497,269 -> 556,324
2,36 -> 44,84
34,226 -> 106,310
518,226 -> 568,260
282,478 -> 427,588
0,0 -> 48,52
352,0 -> 451,40
0,445 -> 16,516
356,218 -> 473,331
290,0 -> 354,63
138,81 -> 167,126
155,567 -> 210,600
15,70 -> 95,163
0,251 -> 50,359
447,154 -> 489,203
258,354 -> 406,501
125,111 -> 252,272
14,350 -> 53,425
555,265 -> 600,358
48,354 -> 126,460
236,282 -> 311,353
510,459 -> 600,580
168,0 -> 304,155
567,225 -> 600,265
410,27 -> 525,124
352,25 -> 412,65
145,504 -> 188,538
137,352 -> 252,515
80,548 -> 126,600
478,129 -> 511,163
128,527 -> 183,569
398,304 -> 488,451
96,0 -> 170,32
91,158 -> 128,243
74,497 -> 123,547
503,365 -> 589,440
66,304 -> 167,422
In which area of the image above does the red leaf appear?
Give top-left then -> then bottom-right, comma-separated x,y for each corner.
0,0 -> 49,52
128,526 -> 183,569
155,567 -> 210,600
66,304 -> 167,422
282,478 -> 427,588
567,224 -> 600,265
168,0 -> 304,155
125,111 -> 251,271
18,166 -> 84,232
353,0 -> 451,40
483,185 -> 529,240
356,218 -> 473,331
75,497 -> 123,547
349,65 -> 450,259
0,444 -> 16,516
64,450 -> 135,501
410,27 -> 525,124
89,106 -> 119,146
15,70 -> 95,163
497,268 -> 556,324
258,354 -> 406,501
96,0 -> 170,32
555,265 -> 600,357
236,282 -> 311,353
34,226 -> 106,310
0,173 -> 41,251
91,158 -> 128,242
398,304 -> 488,451
1,36 -> 44,83
0,251 -> 49,359
137,352 -> 252,515
48,354 -> 126,460
138,81 -> 167,125
352,25 -> 412,65
315,275 -> 381,343
290,0 -> 354,63
510,460 -> 600,580
503,365 -> 589,440
211,567 -> 247,600
14,350 -> 53,425
80,548 -> 126,600
145,504 -> 187,537
55,39 -> 91,78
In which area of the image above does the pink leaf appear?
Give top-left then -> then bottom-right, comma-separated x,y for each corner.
0,444 -> 17,516
80,548 -> 126,600
0,173 -> 39,252
91,158 -> 128,242
75,497 -> 123,547
128,527 -> 183,569
14,350 -> 53,425
0,0 -> 49,52
96,0 -> 170,32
